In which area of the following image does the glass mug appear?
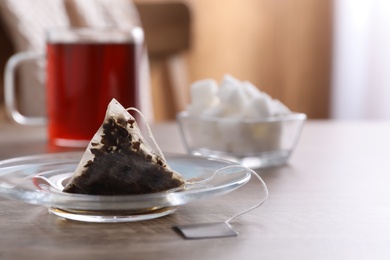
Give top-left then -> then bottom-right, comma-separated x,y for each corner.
4,27 -> 144,147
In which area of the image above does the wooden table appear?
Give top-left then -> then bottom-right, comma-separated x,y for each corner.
1,114 -> 390,259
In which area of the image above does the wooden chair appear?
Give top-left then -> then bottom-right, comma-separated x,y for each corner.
135,1 -> 191,121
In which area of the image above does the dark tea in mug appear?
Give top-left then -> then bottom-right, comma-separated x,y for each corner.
45,28 -> 143,147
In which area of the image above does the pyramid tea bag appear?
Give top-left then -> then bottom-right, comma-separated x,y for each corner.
63,99 -> 185,195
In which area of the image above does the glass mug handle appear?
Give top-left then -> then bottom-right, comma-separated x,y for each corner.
4,52 -> 47,125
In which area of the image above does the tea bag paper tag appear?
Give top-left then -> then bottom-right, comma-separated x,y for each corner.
173,222 -> 238,239
173,166 -> 269,240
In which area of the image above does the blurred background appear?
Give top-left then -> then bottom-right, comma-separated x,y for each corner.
1,0 -> 390,121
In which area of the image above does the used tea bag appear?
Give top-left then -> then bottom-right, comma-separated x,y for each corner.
63,99 -> 185,195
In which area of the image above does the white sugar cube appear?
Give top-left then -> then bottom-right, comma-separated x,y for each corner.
215,119 -> 243,153
273,99 -> 291,115
218,74 -> 249,113
187,79 -> 219,115
243,95 -> 273,118
187,74 -> 292,119
242,81 -> 262,99
202,104 -> 226,117
190,79 -> 219,107
186,104 -> 205,115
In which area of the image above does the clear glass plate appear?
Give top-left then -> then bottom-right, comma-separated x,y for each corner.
0,152 -> 251,222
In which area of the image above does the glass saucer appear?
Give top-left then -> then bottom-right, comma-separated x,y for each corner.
0,152 -> 251,222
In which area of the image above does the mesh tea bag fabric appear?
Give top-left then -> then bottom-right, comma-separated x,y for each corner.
63,99 -> 184,195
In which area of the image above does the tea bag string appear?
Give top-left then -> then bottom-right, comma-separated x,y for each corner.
186,165 -> 269,224
225,167 -> 268,224
126,107 -> 167,162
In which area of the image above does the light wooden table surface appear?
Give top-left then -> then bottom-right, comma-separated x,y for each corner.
0,113 -> 390,259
